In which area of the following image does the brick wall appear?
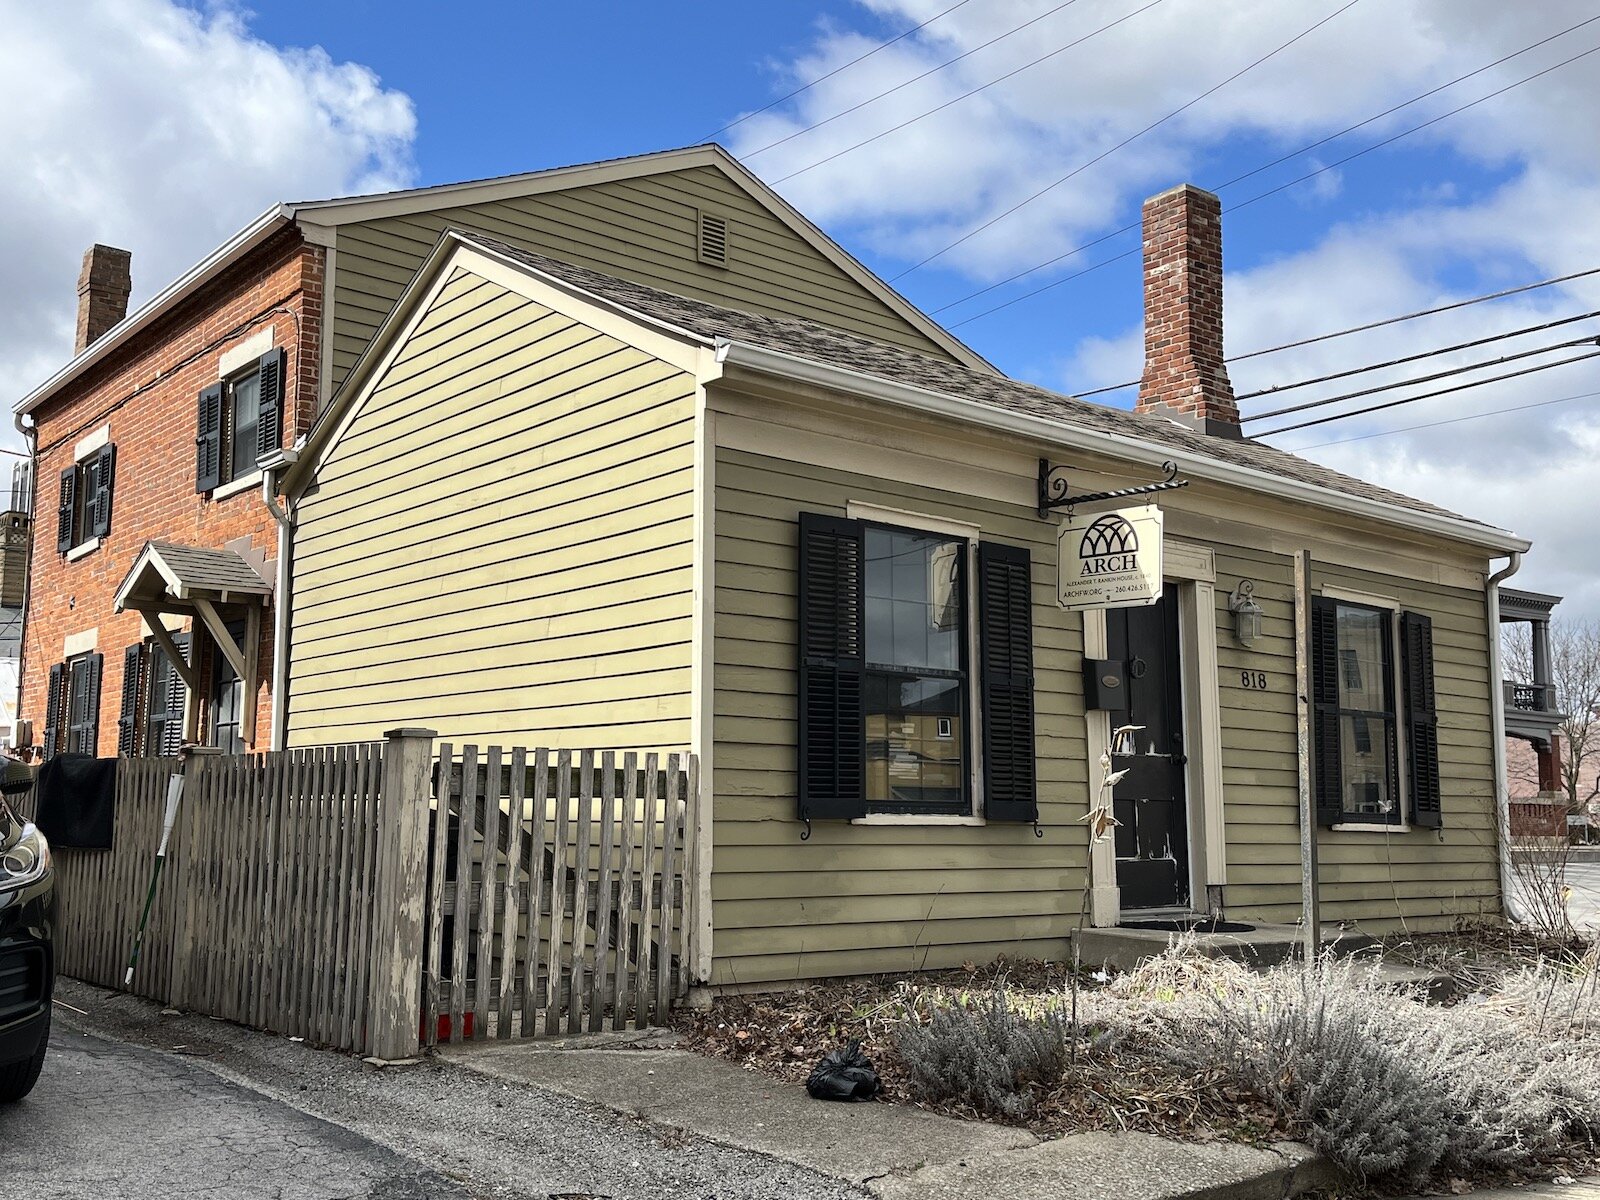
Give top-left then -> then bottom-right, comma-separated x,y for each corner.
21,228 -> 323,754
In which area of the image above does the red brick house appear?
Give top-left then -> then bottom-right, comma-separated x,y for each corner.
11,146 -> 988,757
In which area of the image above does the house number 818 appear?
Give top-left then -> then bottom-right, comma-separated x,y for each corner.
1240,670 -> 1269,690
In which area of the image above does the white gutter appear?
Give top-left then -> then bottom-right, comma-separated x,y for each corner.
259,447 -> 300,751
715,340 -> 1532,557
1487,552 -> 1527,923
14,206 -> 293,419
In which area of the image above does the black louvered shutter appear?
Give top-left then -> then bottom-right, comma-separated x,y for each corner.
1401,611 -> 1442,828
1310,596 -> 1343,826
196,382 -> 224,493
159,633 -> 190,757
43,663 -> 65,758
117,644 -> 144,756
90,443 -> 116,538
256,347 -> 285,462
81,652 -> 104,757
796,513 -> 867,822
978,542 -> 1037,824
56,468 -> 76,552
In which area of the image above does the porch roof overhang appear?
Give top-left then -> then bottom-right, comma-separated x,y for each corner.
113,541 -> 273,613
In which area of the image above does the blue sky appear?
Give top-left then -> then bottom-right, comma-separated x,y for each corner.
2,0 -> 1598,611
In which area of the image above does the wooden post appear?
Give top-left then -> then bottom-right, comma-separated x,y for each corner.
367,727 -> 435,1061
1293,550 -> 1320,961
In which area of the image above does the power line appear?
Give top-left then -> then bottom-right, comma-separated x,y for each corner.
1237,308 -> 1600,402
772,0 -> 1171,184
1245,334 -> 1600,424
925,16 -> 1600,319
1286,387 -> 1600,450
892,0 -> 1362,280
701,0 -> 978,141
739,0 -> 1084,161
948,247 -> 1141,328
1252,349 -> 1600,437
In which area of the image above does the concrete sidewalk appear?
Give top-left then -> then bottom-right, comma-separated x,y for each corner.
440,1032 -> 1339,1200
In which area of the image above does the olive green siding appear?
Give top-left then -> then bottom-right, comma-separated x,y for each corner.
329,165 -> 956,392
712,446 -> 1091,986
288,267 -> 696,749
711,441 -> 1501,986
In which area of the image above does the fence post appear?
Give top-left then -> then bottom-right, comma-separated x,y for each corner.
166,746 -> 221,1011
366,728 -> 436,1060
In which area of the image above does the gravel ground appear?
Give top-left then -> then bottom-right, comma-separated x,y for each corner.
47,978 -> 866,1200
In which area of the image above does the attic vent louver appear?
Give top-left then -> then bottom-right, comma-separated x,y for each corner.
697,210 -> 729,267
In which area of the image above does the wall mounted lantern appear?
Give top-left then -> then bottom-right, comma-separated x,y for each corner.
1229,580 -> 1263,648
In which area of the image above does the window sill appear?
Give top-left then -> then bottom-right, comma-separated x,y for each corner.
65,538 -> 101,562
1332,821 -> 1411,834
852,813 -> 986,827
210,470 -> 263,501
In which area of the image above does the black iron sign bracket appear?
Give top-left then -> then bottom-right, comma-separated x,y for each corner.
1037,458 -> 1189,519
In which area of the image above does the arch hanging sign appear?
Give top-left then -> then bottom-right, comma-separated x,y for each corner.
1056,506 -> 1164,611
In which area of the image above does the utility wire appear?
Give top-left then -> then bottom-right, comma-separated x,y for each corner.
739,0 -> 1084,160
1252,349 -> 1600,437
892,0 -> 1362,279
1286,387 -> 1600,450
701,0 -> 977,141
772,0 -> 1170,184
1244,334 -> 1600,423
1237,308 -> 1600,402
926,15 -> 1600,318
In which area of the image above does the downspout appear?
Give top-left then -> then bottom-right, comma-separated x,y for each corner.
1487,551 -> 1525,923
10,412 -> 36,754
260,448 -> 299,752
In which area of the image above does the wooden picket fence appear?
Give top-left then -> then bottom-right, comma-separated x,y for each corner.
12,735 -> 700,1057
423,746 -> 697,1044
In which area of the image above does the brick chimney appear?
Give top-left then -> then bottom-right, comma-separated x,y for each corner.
1136,184 -> 1240,438
75,244 -> 133,353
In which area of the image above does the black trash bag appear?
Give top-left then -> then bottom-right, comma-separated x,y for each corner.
806,1039 -> 881,1102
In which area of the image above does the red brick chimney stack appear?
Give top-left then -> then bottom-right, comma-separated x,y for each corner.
1136,184 -> 1240,438
75,244 -> 133,354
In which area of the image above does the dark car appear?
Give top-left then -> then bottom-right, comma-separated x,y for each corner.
0,765 -> 53,1103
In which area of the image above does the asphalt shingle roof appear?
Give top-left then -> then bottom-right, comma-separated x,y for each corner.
463,232 -> 1490,529
145,542 -> 272,595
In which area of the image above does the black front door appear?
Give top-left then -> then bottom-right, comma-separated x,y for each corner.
1107,589 -> 1189,910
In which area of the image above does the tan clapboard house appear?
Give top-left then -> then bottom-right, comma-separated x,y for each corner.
278,153 -> 1529,990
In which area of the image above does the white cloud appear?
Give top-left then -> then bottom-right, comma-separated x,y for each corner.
0,0 -> 416,436
728,0 -> 1600,618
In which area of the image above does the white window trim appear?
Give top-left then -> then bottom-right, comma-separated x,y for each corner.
211,469 -> 263,501
1318,585 -> 1411,829
845,499 -> 987,827
65,537 -> 101,562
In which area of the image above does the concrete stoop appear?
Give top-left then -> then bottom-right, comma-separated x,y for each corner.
440,1039 -> 1344,1200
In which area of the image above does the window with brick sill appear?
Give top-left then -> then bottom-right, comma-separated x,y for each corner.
198,347 -> 284,494
56,444 -> 115,555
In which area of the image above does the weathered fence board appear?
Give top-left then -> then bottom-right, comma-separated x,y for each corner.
422,745 -> 697,1042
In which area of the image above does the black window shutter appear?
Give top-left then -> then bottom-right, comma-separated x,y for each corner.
117,643 -> 144,756
1310,596 -> 1343,826
196,382 -> 224,493
43,663 -> 65,758
56,467 -> 77,553
160,633 -> 190,757
796,512 -> 867,822
256,347 -> 286,462
978,541 -> 1037,824
90,443 -> 116,539
82,651 -> 104,757
1401,611 -> 1442,829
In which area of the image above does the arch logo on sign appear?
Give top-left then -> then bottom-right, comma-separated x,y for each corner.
1056,506 -> 1164,611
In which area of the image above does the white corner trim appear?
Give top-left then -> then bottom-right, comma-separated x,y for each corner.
1319,584 -> 1399,611
219,328 -> 275,379
74,425 -> 110,463
851,814 -> 987,827
846,500 -> 980,540
63,628 -> 99,658
65,537 -> 101,562
1332,822 -> 1412,834
212,470 -> 264,502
